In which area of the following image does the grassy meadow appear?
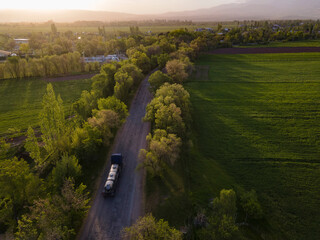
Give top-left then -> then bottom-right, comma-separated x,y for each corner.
150,53 -> 320,239
0,77 -> 92,135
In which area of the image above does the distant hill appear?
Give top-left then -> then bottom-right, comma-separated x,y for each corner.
157,0 -> 320,21
0,0 -> 319,23
0,9 -> 140,23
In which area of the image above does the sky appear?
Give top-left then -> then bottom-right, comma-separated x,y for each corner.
0,0 -> 245,14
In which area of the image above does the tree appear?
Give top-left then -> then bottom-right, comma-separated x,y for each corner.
144,83 -> 190,126
165,59 -> 188,83
19,43 -> 30,56
139,129 -> 181,176
123,214 -> 182,240
73,90 -> 97,119
5,56 -> 20,78
88,109 -> 121,145
39,84 -> 70,166
114,71 -> 134,102
240,189 -> 263,222
0,137 -> 10,159
154,103 -> 185,137
71,123 -> 103,161
118,62 -> 144,86
15,179 -> 90,240
148,70 -> 173,94
25,127 -> 42,167
157,53 -> 170,70
52,154 -> 82,189
97,96 -> 128,121
212,189 -> 237,217
0,158 -> 43,228
101,62 -> 118,83
51,23 -> 58,36
131,51 -> 151,74
91,73 -> 114,100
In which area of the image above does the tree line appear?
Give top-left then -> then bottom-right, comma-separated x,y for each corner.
0,52 -> 100,80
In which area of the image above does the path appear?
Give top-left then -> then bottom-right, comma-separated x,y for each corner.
78,73 -> 152,239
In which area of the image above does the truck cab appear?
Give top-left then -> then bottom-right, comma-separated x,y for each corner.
102,153 -> 123,197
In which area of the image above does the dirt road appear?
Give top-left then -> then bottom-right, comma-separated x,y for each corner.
78,74 -> 152,240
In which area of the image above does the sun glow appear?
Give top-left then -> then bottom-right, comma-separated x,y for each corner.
0,0 -> 96,10
0,0 -> 246,14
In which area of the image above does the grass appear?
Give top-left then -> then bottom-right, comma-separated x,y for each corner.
0,77 -> 92,135
235,40 -> 320,48
149,53 -> 320,239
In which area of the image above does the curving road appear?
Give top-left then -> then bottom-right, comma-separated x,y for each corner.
78,74 -> 152,240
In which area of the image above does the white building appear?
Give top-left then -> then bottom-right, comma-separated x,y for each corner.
14,39 -> 29,44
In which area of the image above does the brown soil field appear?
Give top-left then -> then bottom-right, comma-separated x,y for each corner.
209,47 -> 320,54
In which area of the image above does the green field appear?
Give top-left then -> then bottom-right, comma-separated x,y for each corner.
235,40 -> 320,48
0,23 -> 238,36
0,77 -> 92,135
150,53 -> 320,239
0,25 -> 199,35
185,53 -> 320,239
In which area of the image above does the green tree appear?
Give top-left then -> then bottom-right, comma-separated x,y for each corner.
154,103 -> 185,137
157,53 -> 170,70
88,109 -> 121,145
144,83 -> 190,126
131,51 -> 151,74
240,189 -> 263,222
148,71 -> 173,94
0,158 -> 43,228
5,56 -> 20,78
19,43 -> 30,56
101,62 -> 118,83
25,127 -> 42,167
71,123 -> 103,161
123,214 -> 182,240
114,71 -> 134,102
118,62 -> 144,86
73,90 -> 97,119
52,154 -> 82,189
97,96 -> 128,121
0,138 -> 10,159
91,73 -> 114,100
139,129 -> 181,175
15,179 -> 89,240
39,84 -> 69,166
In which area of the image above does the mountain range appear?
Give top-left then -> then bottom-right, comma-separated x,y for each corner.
0,0 -> 319,22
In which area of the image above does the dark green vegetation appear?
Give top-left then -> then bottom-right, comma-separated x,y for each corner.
123,214 -> 182,240
182,53 -> 320,239
0,77 -> 91,134
235,39 -> 320,48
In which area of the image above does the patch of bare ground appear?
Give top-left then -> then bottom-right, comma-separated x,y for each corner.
209,47 -> 320,54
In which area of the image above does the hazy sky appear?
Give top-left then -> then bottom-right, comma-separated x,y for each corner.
0,0 -> 245,14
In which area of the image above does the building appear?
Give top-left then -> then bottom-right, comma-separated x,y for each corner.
195,28 -> 214,33
14,39 -> 29,44
83,55 -> 120,64
0,50 -> 12,59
